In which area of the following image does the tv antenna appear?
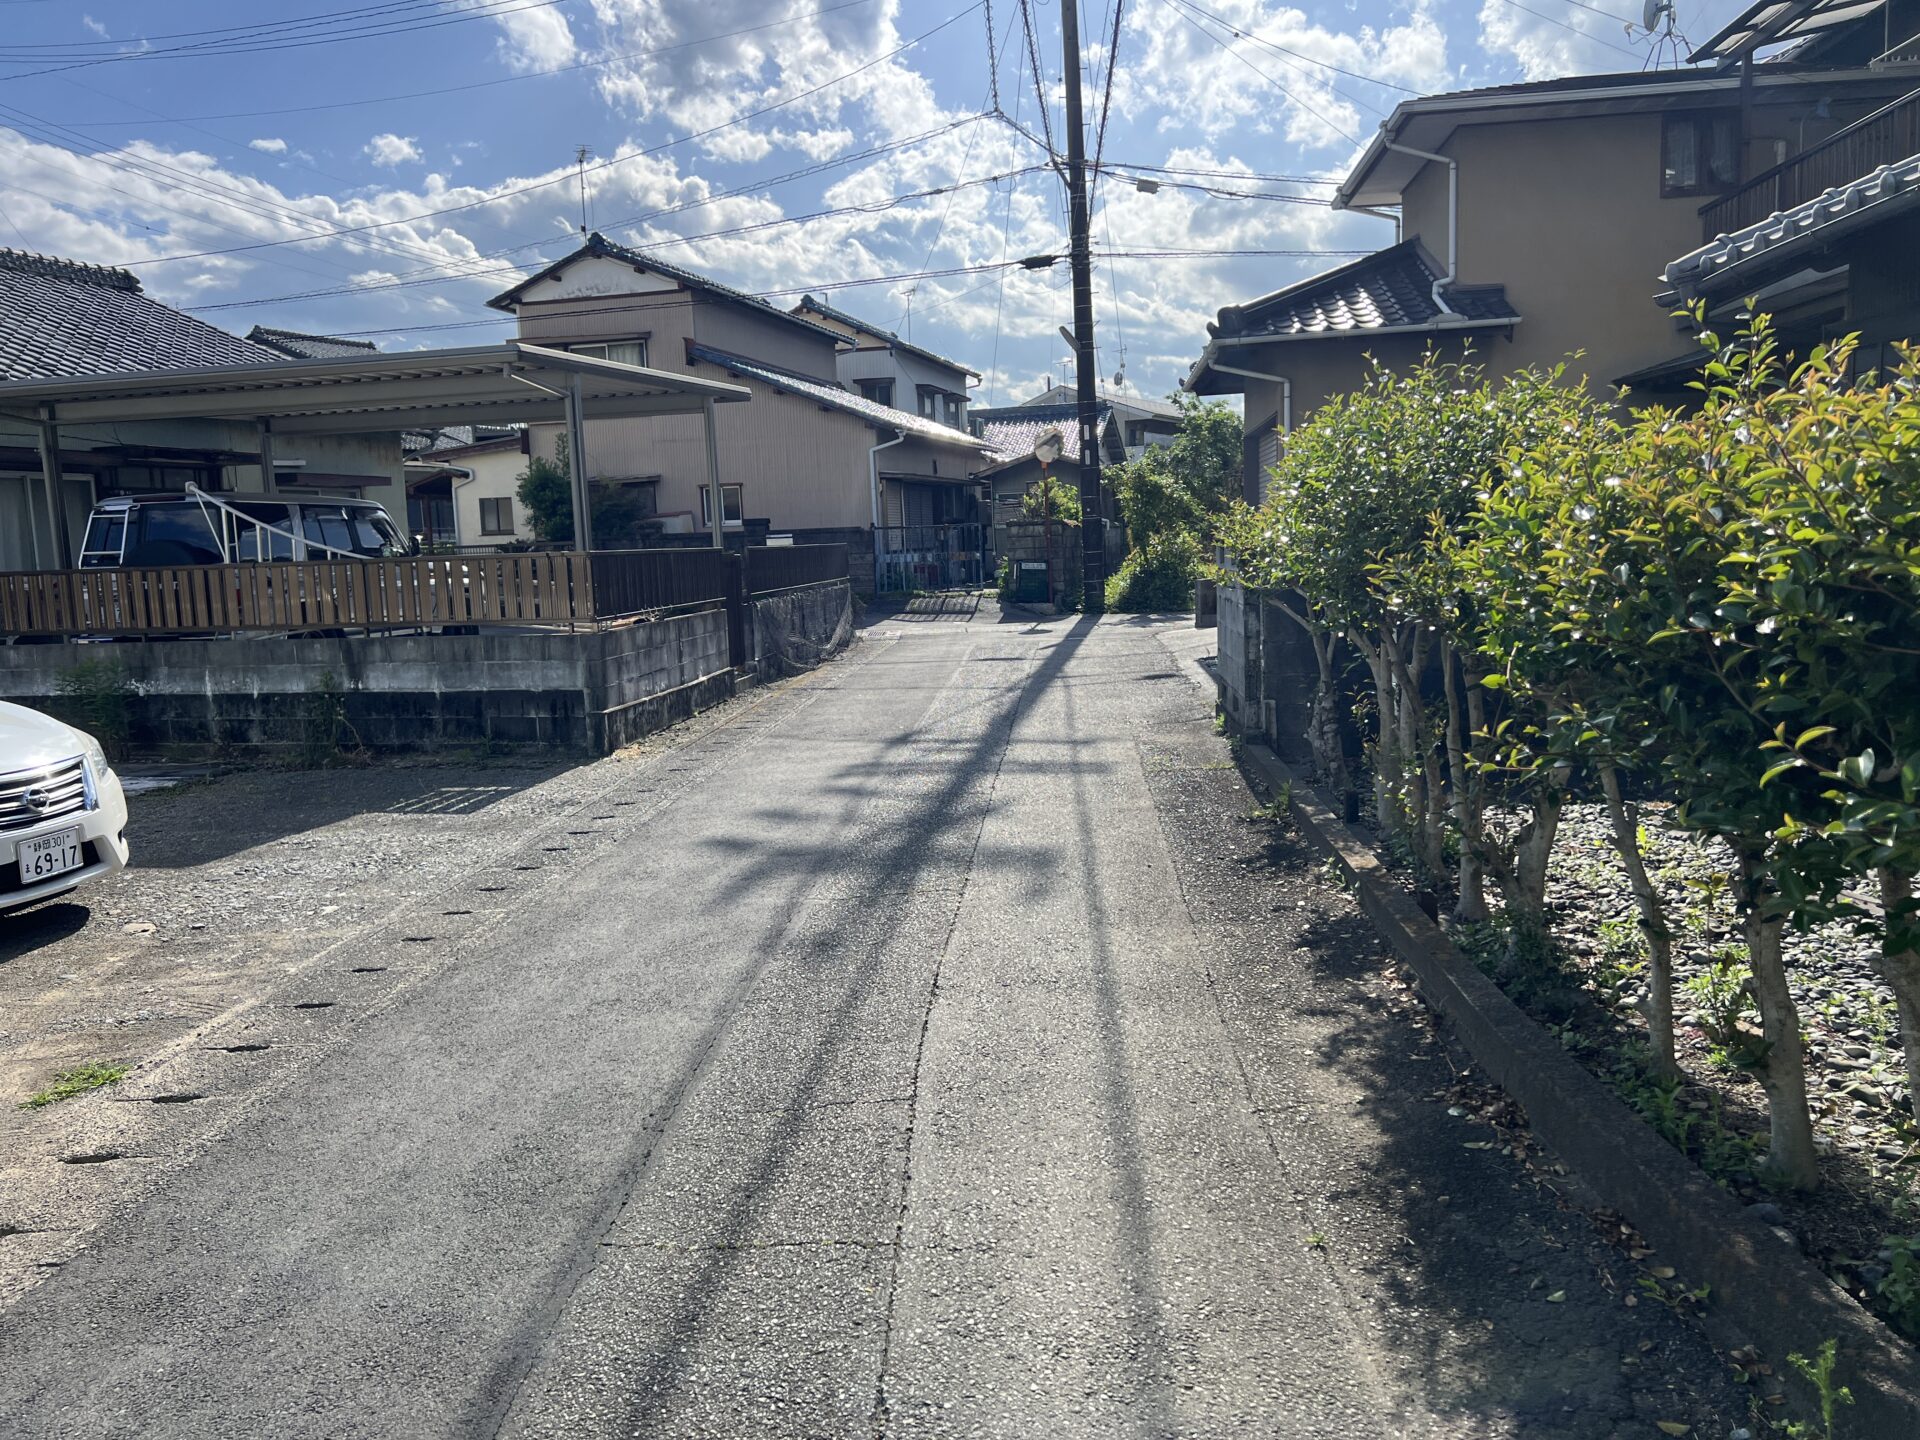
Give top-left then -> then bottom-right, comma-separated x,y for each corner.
1638,0 -> 1687,69
575,145 -> 592,233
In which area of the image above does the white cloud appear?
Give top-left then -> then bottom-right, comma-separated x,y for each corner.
82,14 -> 108,38
1121,0 -> 1451,155
444,0 -> 578,72
249,138 -> 289,155
364,133 -> 424,167
1478,0 -> 1645,80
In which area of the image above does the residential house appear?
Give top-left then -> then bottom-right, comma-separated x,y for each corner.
403,427 -> 529,548
1185,31 -> 1920,498
971,402 -> 1127,561
789,294 -> 978,429
0,249 -> 407,570
1021,384 -> 1182,458
1650,2 -> 1920,383
486,233 -> 996,588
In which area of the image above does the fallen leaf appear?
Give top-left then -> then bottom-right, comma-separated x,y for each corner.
1655,1423 -> 1689,1436
1649,1265 -> 1676,1279
1546,1290 -> 1566,1303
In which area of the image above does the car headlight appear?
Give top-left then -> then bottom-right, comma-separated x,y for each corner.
78,734 -> 112,780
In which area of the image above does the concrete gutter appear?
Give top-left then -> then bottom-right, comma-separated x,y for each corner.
1237,739 -> 1920,1439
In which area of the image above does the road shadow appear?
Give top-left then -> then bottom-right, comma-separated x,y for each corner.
122,762 -> 568,870
1136,742 -> 1755,1436
487,616 -> 1126,1437
0,901 -> 90,960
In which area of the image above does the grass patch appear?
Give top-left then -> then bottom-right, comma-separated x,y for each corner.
21,1061 -> 130,1110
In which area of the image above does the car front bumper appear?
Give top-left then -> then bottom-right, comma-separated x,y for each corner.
0,766 -> 129,910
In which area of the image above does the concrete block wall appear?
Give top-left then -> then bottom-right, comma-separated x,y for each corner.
0,607 -> 736,758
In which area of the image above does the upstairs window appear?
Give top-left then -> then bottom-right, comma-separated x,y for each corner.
572,340 -> 648,368
857,378 -> 894,407
1662,113 -> 1739,197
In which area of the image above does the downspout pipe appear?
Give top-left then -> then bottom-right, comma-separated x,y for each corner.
1350,205 -> 1402,242
869,430 -> 907,577
1200,357 -> 1291,505
1382,140 -> 1458,316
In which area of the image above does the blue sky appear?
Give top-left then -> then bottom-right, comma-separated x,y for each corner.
0,0 -> 1746,403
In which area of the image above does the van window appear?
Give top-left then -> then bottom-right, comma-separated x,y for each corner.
80,513 -> 125,566
131,506 -> 223,564
301,505 -> 356,556
230,503 -> 295,562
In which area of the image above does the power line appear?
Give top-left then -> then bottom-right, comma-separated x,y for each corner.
1156,0 -> 1364,146
190,161 -> 1050,314
0,0 -> 577,81
1492,0 -> 1646,58
46,0 -> 884,129
1172,0 -> 1421,95
1102,159 -> 1340,184
1016,0 -> 1059,165
87,4 -> 986,271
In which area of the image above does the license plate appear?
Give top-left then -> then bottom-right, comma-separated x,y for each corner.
16,827 -> 83,883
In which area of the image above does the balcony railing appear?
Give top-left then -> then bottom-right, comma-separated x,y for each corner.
1701,87 -> 1920,239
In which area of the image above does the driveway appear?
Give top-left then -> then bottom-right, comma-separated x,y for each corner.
0,607 -> 1748,1438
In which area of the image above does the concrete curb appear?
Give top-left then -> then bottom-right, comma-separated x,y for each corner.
1239,740 -> 1920,1438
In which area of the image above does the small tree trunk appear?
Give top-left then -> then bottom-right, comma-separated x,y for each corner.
1390,631 -> 1444,877
1598,765 -> 1680,1081
1874,865 -> 1920,1115
1503,777 -> 1566,955
1305,625 -> 1350,793
1443,643 -> 1487,922
1735,848 -> 1820,1192
1462,681 -> 1493,921
1352,631 -> 1396,831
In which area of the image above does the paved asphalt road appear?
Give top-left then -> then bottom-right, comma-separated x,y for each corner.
0,609 -> 1749,1438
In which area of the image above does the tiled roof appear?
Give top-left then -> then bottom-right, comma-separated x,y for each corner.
0,247 -> 278,382
403,423 -> 522,456
1209,240 -> 1519,341
1662,150 -> 1920,296
973,404 -> 1118,471
487,233 -> 845,344
793,294 -> 980,377
686,343 -> 994,451
247,325 -> 380,360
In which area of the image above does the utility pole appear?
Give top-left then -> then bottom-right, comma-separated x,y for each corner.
575,145 -> 591,233
1058,0 -> 1105,612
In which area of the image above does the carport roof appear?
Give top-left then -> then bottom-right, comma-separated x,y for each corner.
0,341 -> 750,435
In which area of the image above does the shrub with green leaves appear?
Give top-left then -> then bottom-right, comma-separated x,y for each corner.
1105,531 -> 1201,612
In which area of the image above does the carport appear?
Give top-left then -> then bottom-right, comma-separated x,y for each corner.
0,341 -> 751,567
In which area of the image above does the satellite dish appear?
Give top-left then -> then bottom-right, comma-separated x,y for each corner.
1642,0 -> 1673,31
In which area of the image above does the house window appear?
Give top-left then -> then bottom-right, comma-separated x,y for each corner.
479,496 -> 515,535
857,378 -> 894,407
700,483 -> 744,528
943,393 -> 964,428
917,385 -> 939,418
572,339 -> 649,367
1662,114 -> 1739,196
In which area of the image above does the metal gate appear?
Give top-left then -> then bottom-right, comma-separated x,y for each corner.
874,524 -> 986,593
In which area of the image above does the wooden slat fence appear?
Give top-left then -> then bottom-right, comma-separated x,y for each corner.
0,553 -> 595,637
586,547 -> 730,619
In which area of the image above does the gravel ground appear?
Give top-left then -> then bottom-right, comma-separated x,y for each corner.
1533,805 -> 1919,1338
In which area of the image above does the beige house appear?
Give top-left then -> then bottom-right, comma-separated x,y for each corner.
1187,52 -> 1920,497
487,236 -> 995,586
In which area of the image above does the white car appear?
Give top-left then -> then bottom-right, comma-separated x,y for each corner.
0,702 -> 129,912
